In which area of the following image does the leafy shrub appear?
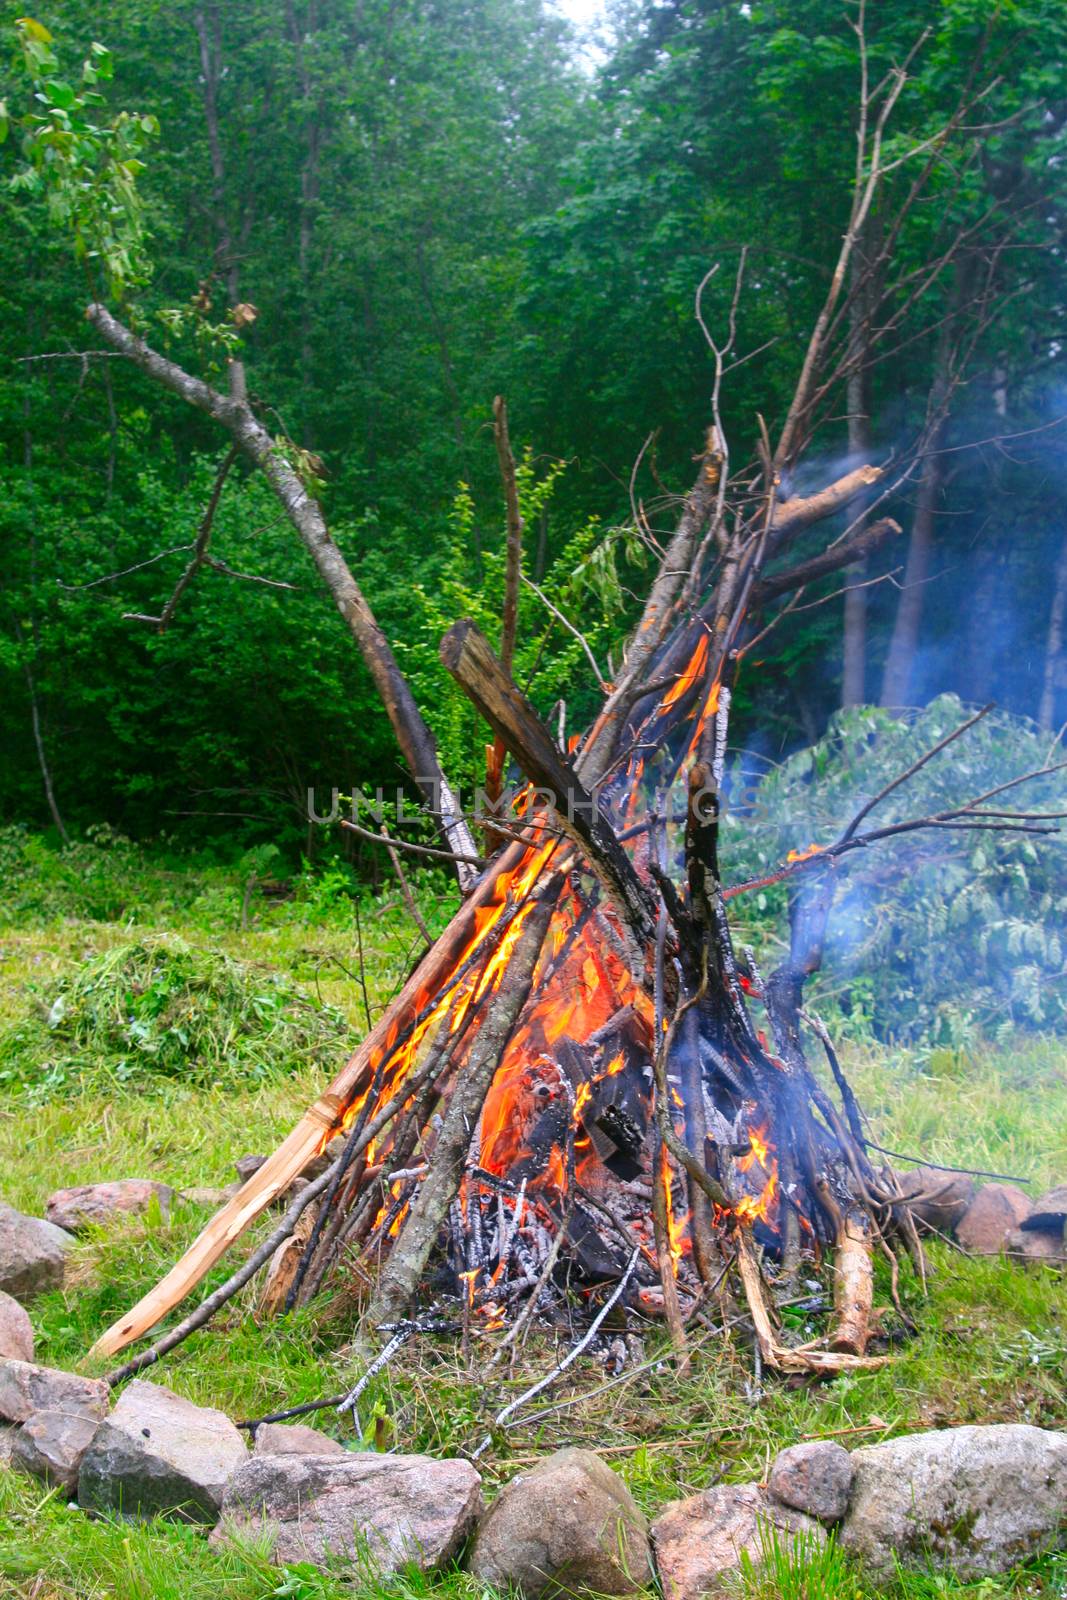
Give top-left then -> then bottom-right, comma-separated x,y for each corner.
382,455 -> 644,796
0,933 -> 350,1100
722,698 -> 1067,1043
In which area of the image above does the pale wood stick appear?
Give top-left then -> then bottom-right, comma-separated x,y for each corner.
830,1208 -> 874,1355
735,1233 -> 888,1374
87,841 -> 537,1360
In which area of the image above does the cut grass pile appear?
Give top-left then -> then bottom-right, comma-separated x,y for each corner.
0,837 -> 1064,1600
2,933 -> 351,1096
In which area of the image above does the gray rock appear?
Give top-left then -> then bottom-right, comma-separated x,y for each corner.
237,1141 -> 342,1190
895,1167 -> 975,1235
78,1378 -> 248,1524
252,1421 -> 346,1457
840,1424 -> 1067,1577
0,1359 -> 109,1426
652,1484 -> 823,1600
234,1156 -> 308,1207
299,1139 -> 345,1182
1004,1226 -> 1065,1266
12,1406 -> 102,1495
212,1451 -> 482,1573
234,1155 -> 267,1185
1020,1185 -> 1067,1231
0,1423 -> 17,1467
0,1205 -> 73,1302
470,1447 -> 651,1598
45,1180 -> 174,1234
768,1440 -> 853,1523
957,1185 -> 1032,1254
0,1291 -> 34,1362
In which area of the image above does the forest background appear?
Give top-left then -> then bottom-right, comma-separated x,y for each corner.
2,0 -> 1067,943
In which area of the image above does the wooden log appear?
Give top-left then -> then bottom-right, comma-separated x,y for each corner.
768,464 -> 885,549
440,619 -> 658,954
366,882 -> 559,1329
735,1233 -> 887,1374
830,1207 -> 874,1355
259,1201 -> 320,1316
754,516 -> 901,605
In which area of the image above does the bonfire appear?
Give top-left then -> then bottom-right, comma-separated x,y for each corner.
84,412 -> 1062,1415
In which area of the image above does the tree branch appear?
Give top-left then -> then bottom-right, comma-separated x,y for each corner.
753,517 -> 901,606
85,301 -> 479,885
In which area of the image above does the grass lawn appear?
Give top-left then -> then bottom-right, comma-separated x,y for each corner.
0,836 -> 1064,1600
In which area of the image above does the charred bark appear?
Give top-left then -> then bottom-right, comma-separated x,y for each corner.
440,618 -> 659,954
367,884 -> 558,1328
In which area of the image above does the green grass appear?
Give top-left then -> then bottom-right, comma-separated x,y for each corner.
0,836 -> 1065,1600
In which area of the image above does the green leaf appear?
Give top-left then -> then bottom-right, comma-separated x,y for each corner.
45,78 -> 76,108
17,17 -> 54,45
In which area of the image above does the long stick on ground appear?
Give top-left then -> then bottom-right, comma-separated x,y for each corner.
102,1158 -> 344,1386
367,881 -> 560,1330
87,837 -> 542,1360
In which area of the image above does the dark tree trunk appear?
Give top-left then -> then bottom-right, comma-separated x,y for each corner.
842,226 -> 877,707
879,445 -> 944,709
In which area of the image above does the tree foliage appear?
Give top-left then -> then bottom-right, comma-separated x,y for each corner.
0,0 -> 1065,872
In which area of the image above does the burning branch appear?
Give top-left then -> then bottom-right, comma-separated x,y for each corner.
440,618 -> 660,959
368,879 -> 561,1329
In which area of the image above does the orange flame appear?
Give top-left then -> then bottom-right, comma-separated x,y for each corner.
786,842 -> 824,864
734,1124 -> 779,1227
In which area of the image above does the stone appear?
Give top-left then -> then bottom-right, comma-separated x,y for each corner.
78,1378 -> 248,1524
300,1137 -> 345,1182
1020,1185 -> 1067,1231
12,1407 -> 102,1495
0,1292 -> 34,1362
45,1180 -> 174,1234
767,1440 -> 853,1523
234,1155 -> 267,1185
252,1421 -> 346,1457
234,1156 -> 308,1206
0,1359 -> 109,1427
840,1424 -> 1067,1578
0,1423 -> 17,1467
652,1484 -> 823,1600
212,1451 -> 482,1574
956,1185 -> 1032,1254
470,1447 -> 651,1598
1004,1226 -> 1065,1266
0,1204 -> 73,1302
894,1167 -> 975,1235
